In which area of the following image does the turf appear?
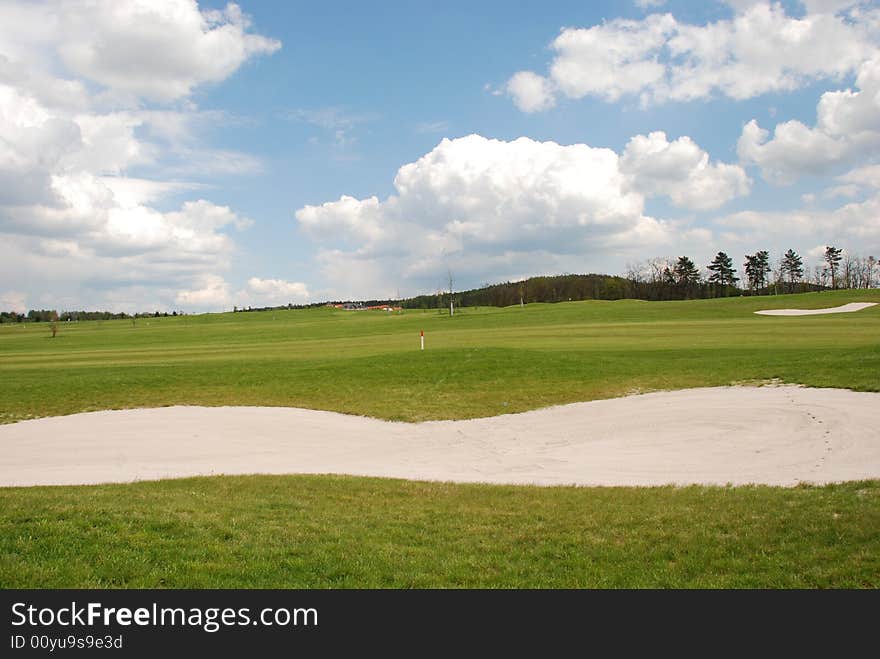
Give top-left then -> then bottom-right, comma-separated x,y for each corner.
1,291 -> 878,588
1,289 -> 878,423
1,476 -> 877,588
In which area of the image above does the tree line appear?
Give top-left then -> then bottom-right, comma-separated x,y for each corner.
3,246 -> 877,319
0,309 -> 187,324
625,246 -> 876,301
404,245 -> 876,309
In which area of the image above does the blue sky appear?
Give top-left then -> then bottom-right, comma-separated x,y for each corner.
0,0 -> 878,311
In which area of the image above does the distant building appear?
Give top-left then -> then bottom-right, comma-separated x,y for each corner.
366,305 -> 402,312
331,303 -> 401,311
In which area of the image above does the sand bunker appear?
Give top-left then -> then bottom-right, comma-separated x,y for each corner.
755,302 -> 877,316
2,386 -> 878,488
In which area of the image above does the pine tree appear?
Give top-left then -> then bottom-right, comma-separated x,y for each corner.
673,256 -> 700,297
824,245 -> 843,289
780,249 -> 804,293
707,251 -> 739,295
743,254 -> 759,293
755,250 -> 771,293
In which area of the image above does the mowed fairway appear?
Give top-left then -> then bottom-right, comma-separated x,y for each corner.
1,289 -> 879,424
1,290 -> 879,588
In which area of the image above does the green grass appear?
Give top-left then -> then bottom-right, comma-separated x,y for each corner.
2,291 -> 878,588
1,289 -> 878,423
2,476 -> 877,588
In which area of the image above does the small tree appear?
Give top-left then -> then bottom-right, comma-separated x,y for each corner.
447,269 -> 455,316
743,254 -> 759,294
825,245 -> 843,289
813,264 -> 829,290
755,250 -> 771,293
706,251 -> 739,296
780,249 -> 804,293
673,256 -> 701,298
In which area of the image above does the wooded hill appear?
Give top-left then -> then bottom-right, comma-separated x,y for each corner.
403,274 -> 650,308
400,272 -> 832,309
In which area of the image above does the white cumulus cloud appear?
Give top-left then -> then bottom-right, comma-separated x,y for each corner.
737,57 -> 880,183
837,163 -> 880,189
621,131 -> 751,210
712,191 -> 880,255
635,0 -> 667,8
0,0 -> 281,104
548,13 -> 675,105
506,71 -> 557,113
0,0 -> 279,312
295,134 -> 750,298
241,278 -> 310,306
175,274 -> 232,308
505,2 -> 879,110
0,290 -> 27,313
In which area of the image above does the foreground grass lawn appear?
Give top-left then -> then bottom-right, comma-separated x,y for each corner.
1,289 -> 878,423
1,475 -> 877,588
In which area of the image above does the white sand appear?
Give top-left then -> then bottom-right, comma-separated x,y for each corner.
755,302 -> 877,316
2,386 -> 878,488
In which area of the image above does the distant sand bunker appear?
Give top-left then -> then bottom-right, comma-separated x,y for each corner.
2,386 -> 878,488
755,302 -> 877,316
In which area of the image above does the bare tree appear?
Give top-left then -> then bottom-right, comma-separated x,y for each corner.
769,256 -> 782,295
849,254 -> 877,289
647,257 -> 671,286
624,262 -> 646,288
842,251 -> 856,289
813,264 -> 828,290
447,269 -> 455,316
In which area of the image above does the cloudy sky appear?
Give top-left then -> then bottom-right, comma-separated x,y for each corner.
1,0 -> 878,313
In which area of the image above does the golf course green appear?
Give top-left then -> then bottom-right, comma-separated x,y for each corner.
1,290 -> 878,587
2,289 -> 879,424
